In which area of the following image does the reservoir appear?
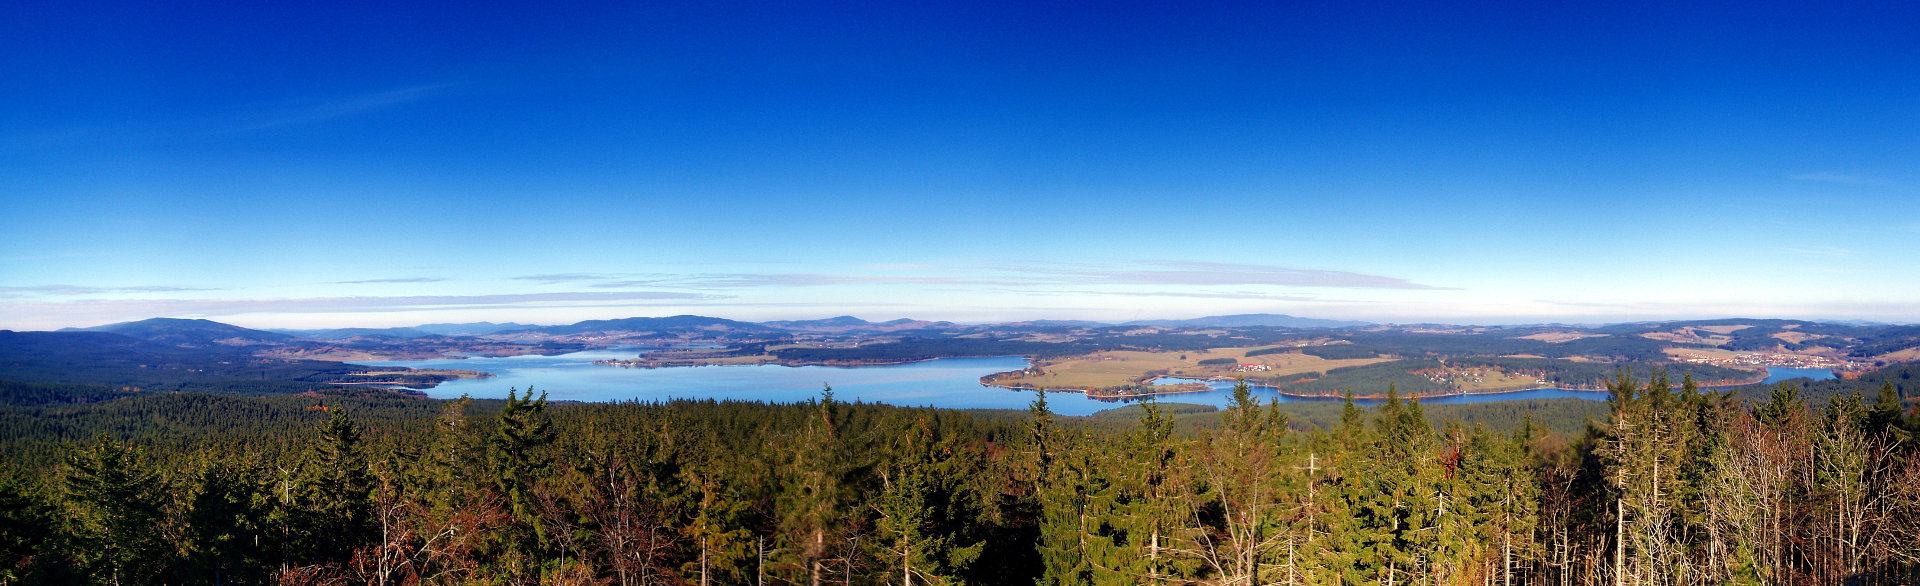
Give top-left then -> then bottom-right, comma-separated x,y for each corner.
359,350 -> 1824,416
1146,377 -> 1612,404
1762,367 -> 1837,384
360,350 -> 1131,411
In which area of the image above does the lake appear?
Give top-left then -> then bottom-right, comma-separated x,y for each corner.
361,350 -> 1131,412
1147,377 -> 1613,404
358,350 -> 1831,416
1762,367 -> 1836,384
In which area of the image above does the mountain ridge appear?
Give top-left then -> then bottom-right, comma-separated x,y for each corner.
63,317 -> 296,348
1122,313 -> 1373,329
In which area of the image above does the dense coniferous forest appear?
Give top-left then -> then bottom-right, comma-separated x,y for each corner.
1,368 -> 1917,585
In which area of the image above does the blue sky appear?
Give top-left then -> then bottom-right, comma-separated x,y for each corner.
3,1 -> 1917,330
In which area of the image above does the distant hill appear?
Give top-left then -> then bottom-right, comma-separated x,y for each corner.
763,315 -> 872,328
1581,318 -> 1920,358
413,322 -> 539,336
273,326 -> 439,340
65,317 -> 296,349
275,321 -> 538,340
530,315 -> 782,336
761,316 -> 952,333
1009,320 -> 1113,328
1125,314 -> 1371,329
0,330 -> 372,393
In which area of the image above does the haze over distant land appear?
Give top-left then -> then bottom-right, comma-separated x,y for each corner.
3,2 -> 1917,330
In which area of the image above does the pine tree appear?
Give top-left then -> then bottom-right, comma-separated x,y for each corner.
1462,422 -> 1541,586
683,462 -> 754,586
305,408 -> 375,563
487,387 -> 557,574
1184,380 -> 1289,585
1865,380 -> 1908,441
874,417 -> 985,586
59,435 -> 167,585
1031,390 -> 1102,586
0,474 -> 58,584
180,457 -> 274,584
1323,390 -> 1381,584
785,386 -> 848,586
1361,384 -> 1435,585
1110,399 -> 1193,582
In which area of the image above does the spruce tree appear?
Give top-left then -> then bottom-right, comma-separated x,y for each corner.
59,435 -> 167,585
1865,380 -> 1908,441
487,387 -> 557,573
1185,381 -> 1288,585
305,408 -> 374,563
785,386 -> 847,586
0,475 -> 57,583
180,457 -> 274,584
1031,390 -> 1102,586
874,417 -> 985,586
1112,399 -> 1193,582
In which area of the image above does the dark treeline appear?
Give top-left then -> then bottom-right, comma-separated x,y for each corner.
1257,358 -> 1751,397
2,375 -> 1919,585
768,329 -> 1317,364
1333,332 -> 1675,362
0,331 -> 456,395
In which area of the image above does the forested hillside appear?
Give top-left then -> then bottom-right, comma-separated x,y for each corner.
0,372 -> 1915,585
0,331 -> 463,395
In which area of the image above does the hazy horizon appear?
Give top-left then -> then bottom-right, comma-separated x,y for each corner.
28,311 -> 1915,335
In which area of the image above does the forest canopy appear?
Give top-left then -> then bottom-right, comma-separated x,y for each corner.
0,368 -> 1915,584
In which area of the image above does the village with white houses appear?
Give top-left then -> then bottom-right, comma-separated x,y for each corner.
1676,351 -> 1858,372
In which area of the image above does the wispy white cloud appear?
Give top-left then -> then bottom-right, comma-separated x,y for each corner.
570,273 -> 1028,289
684,274 -> 1029,288
523,261 -> 1445,292
333,277 -> 448,284
2,83 -> 454,152
233,84 -> 452,132
1789,172 -> 1887,186
1531,299 -> 1647,310
1783,246 -> 1856,258
2,291 -> 725,328
586,280 -> 670,288
0,284 -> 213,296
1044,289 -> 1326,301
992,260 -> 1450,290
1520,297 -> 1920,324
515,273 -> 625,283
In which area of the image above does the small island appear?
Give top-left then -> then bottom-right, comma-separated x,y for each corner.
331,368 -> 495,388
978,344 -> 1768,400
978,345 -> 1390,398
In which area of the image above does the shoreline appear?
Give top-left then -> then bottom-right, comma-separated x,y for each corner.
977,367 -> 1785,402
977,378 -> 1615,401
331,368 -> 494,389
593,356 -> 956,369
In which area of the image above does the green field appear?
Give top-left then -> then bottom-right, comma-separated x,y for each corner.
990,346 -> 1390,390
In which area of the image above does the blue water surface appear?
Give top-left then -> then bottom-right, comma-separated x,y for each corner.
359,351 -> 1129,413
359,350 -> 1834,416
1147,377 -> 1610,405
1761,367 -> 1836,384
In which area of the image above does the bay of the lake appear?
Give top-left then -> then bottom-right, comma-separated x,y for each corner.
361,350 -> 1146,414
360,350 -> 1831,416
1761,367 -> 1837,384
1147,377 -> 1614,404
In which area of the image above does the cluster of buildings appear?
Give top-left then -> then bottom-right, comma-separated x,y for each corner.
1418,369 -> 1494,385
1678,352 -> 1852,370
